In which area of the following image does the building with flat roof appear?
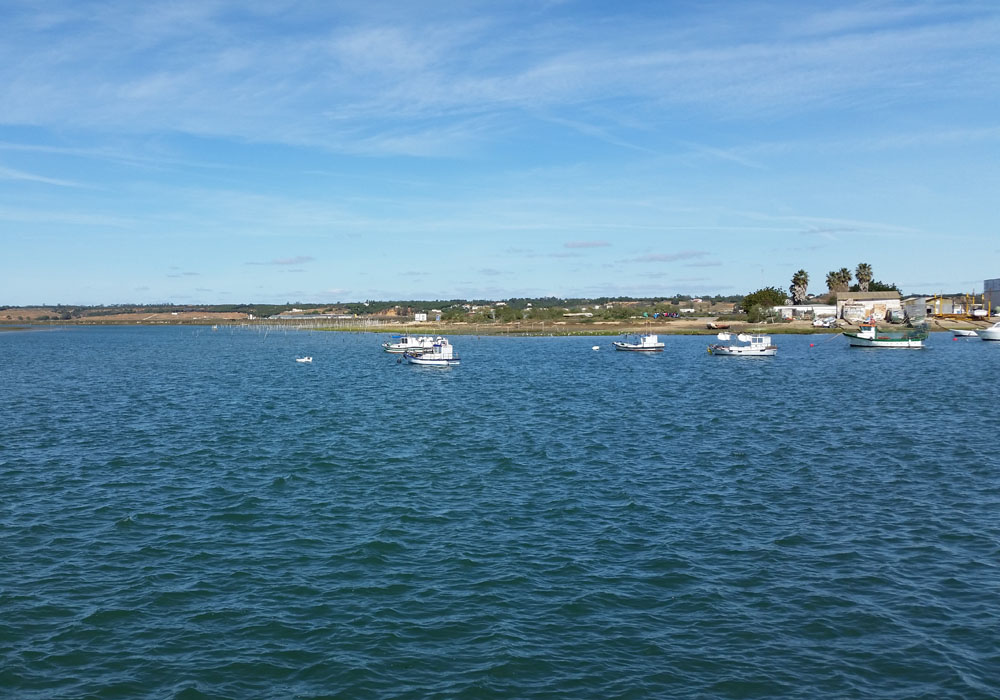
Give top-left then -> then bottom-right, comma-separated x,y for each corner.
985,278 -> 1000,314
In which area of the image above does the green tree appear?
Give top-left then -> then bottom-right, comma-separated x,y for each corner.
741,286 -> 786,320
849,279 -> 900,294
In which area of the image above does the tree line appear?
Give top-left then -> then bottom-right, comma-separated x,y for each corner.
787,263 -> 899,304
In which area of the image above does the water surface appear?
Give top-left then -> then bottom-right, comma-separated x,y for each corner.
2,327 -> 998,698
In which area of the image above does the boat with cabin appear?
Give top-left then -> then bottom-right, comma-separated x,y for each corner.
708,332 -> 777,356
844,322 -> 928,349
404,337 -> 460,366
612,334 -> 665,352
976,321 -> 1000,341
382,334 -> 437,354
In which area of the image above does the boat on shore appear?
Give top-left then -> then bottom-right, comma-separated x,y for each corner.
976,322 -> 1000,341
382,334 -> 437,354
844,322 -> 928,349
708,332 -> 777,356
612,333 -> 664,352
404,338 -> 460,366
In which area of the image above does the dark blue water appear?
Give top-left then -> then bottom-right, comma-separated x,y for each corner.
2,326 -> 999,698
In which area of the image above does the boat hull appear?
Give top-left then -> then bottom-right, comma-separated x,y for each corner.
977,330 -> 1000,341
708,345 -> 776,356
845,334 -> 924,348
612,342 -> 664,352
405,355 -> 460,366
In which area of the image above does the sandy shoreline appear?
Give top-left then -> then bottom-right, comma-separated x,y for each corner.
3,316 -> 993,336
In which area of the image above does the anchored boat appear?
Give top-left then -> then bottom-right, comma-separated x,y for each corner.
976,322 -> 1000,341
708,332 -> 777,356
382,334 -> 437,354
844,322 -> 928,349
404,337 -> 460,366
612,334 -> 665,352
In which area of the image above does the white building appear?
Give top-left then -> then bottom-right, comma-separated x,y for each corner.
836,291 -> 902,322
771,304 -> 837,319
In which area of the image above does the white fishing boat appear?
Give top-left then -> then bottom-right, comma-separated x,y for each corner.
708,332 -> 777,356
382,334 -> 437,354
976,322 -> 1000,341
404,338 -> 460,366
295,356 -> 313,363
952,329 -> 979,337
844,322 -> 927,349
612,333 -> 664,352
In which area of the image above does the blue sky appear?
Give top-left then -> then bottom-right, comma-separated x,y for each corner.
1,0 -> 998,305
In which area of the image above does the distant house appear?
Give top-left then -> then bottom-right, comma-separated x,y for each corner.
836,291 -> 902,322
771,304 -> 836,319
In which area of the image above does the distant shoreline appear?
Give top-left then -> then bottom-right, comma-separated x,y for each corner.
0,319 -> 982,336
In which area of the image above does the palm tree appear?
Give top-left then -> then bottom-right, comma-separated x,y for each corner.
837,267 -> 852,291
826,268 -> 852,293
855,262 -> 873,292
790,269 -> 809,305
825,270 -> 838,294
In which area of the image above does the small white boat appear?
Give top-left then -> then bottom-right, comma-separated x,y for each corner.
844,323 -> 927,349
404,338 -> 459,366
952,329 -> 978,337
612,334 -> 664,352
708,332 -> 777,356
977,322 -> 1000,341
382,335 -> 437,354
295,356 -> 313,363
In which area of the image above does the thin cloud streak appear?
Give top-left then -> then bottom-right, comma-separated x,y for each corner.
624,251 -> 710,263
565,240 -> 610,248
0,164 -> 85,188
246,256 -> 316,266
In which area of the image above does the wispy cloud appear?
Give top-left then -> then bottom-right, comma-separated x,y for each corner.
2,3 -> 995,154
0,164 -> 84,188
679,141 -> 764,169
565,240 -> 610,248
624,251 -> 710,263
246,256 -> 316,266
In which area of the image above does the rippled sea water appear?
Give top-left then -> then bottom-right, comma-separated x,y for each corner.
2,326 -> 999,698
